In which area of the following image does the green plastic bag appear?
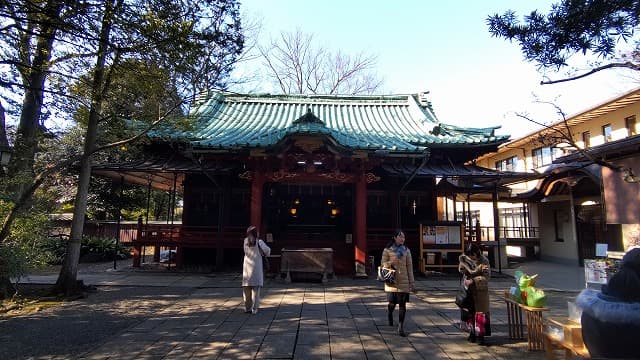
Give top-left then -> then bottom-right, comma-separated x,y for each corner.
525,287 -> 547,308
518,273 -> 538,288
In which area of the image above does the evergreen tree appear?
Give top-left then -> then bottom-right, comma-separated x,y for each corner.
488,0 -> 640,84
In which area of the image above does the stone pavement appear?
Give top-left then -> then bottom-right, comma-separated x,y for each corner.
11,262 -> 585,360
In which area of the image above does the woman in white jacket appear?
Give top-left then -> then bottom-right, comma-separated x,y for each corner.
242,226 -> 271,314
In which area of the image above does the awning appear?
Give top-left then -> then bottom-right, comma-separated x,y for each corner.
92,154 -> 236,191
513,162 -> 602,201
381,163 -> 538,186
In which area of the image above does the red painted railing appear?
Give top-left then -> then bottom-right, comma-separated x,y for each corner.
136,224 -> 246,247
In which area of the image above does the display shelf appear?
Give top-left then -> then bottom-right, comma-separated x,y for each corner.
543,318 -> 590,359
503,291 -> 548,351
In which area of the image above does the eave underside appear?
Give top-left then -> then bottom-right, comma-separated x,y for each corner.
92,154 -> 536,196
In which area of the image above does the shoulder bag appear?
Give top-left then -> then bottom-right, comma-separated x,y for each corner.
455,277 -> 473,309
258,241 -> 270,272
377,266 -> 396,284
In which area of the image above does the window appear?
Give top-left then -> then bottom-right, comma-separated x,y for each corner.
495,156 -> 517,171
626,115 -> 637,136
602,124 -> 613,142
499,207 -> 530,238
582,131 -> 591,148
531,146 -> 560,168
456,210 -> 480,224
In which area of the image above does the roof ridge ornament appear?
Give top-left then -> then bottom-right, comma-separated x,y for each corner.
292,108 -> 325,126
415,91 -> 433,111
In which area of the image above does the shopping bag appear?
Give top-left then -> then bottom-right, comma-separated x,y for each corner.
472,312 -> 491,337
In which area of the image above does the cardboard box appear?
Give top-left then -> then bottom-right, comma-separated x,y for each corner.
567,301 -> 582,323
563,321 -> 583,347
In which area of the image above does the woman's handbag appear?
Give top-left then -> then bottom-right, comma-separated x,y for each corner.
377,266 -> 396,284
258,243 -> 270,272
455,278 -> 473,310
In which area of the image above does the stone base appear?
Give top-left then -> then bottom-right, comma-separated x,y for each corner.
354,261 -> 368,278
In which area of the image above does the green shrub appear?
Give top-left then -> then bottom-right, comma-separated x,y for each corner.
41,235 -> 131,264
80,235 -> 131,262
0,243 -> 30,281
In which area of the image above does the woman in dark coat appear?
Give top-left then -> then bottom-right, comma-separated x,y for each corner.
576,248 -> 640,359
458,243 -> 491,345
381,229 -> 416,337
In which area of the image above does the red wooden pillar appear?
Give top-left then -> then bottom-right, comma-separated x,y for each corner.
354,174 -> 367,277
175,246 -> 183,267
133,217 -> 143,267
250,172 -> 264,231
132,245 -> 141,267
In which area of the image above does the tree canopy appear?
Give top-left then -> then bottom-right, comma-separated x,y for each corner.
487,0 -> 640,84
0,0 -> 245,298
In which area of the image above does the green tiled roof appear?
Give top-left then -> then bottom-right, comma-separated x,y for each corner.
154,91 -> 509,154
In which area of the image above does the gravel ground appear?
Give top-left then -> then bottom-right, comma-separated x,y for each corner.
0,286 -> 194,360
1,260 -> 190,360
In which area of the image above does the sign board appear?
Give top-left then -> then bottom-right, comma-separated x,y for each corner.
584,259 -> 608,285
448,226 -> 461,244
435,226 -> 448,244
422,226 -> 436,245
595,243 -> 608,257
420,222 -> 464,250
422,224 -> 462,245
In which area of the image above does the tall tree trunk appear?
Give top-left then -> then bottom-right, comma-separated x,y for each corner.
0,103 -> 9,177
8,0 -> 64,179
0,252 -> 16,299
54,0 -> 115,296
0,103 -> 8,149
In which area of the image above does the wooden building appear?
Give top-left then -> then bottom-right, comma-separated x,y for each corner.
474,88 -> 640,265
93,91 -> 519,275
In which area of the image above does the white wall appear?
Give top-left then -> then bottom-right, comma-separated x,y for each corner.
538,199 -> 579,265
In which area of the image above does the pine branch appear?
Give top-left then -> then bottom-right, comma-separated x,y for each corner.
541,62 -> 640,85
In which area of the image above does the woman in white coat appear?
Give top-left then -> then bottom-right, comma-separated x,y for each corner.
242,226 -> 271,314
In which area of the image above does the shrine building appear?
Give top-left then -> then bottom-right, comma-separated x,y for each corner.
93,91 -> 518,276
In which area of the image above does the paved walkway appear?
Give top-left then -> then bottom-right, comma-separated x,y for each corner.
6,261 -> 587,360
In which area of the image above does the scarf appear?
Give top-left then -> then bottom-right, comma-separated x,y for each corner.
458,254 -> 478,275
391,243 -> 407,258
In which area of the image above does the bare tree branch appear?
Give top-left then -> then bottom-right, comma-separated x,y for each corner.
259,29 -> 382,95
515,99 -> 622,171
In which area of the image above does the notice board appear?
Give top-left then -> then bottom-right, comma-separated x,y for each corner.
420,222 -> 463,250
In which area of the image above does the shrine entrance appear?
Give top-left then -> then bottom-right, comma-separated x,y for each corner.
262,183 -> 355,274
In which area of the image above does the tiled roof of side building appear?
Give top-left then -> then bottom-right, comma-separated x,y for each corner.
152,91 -> 509,153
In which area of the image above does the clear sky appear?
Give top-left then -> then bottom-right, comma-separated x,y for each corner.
233,0 -> 640,139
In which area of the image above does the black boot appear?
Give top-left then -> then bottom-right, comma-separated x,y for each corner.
387,304 -> 394,326
467,333 -> 476,343
398,324 -> 407,337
